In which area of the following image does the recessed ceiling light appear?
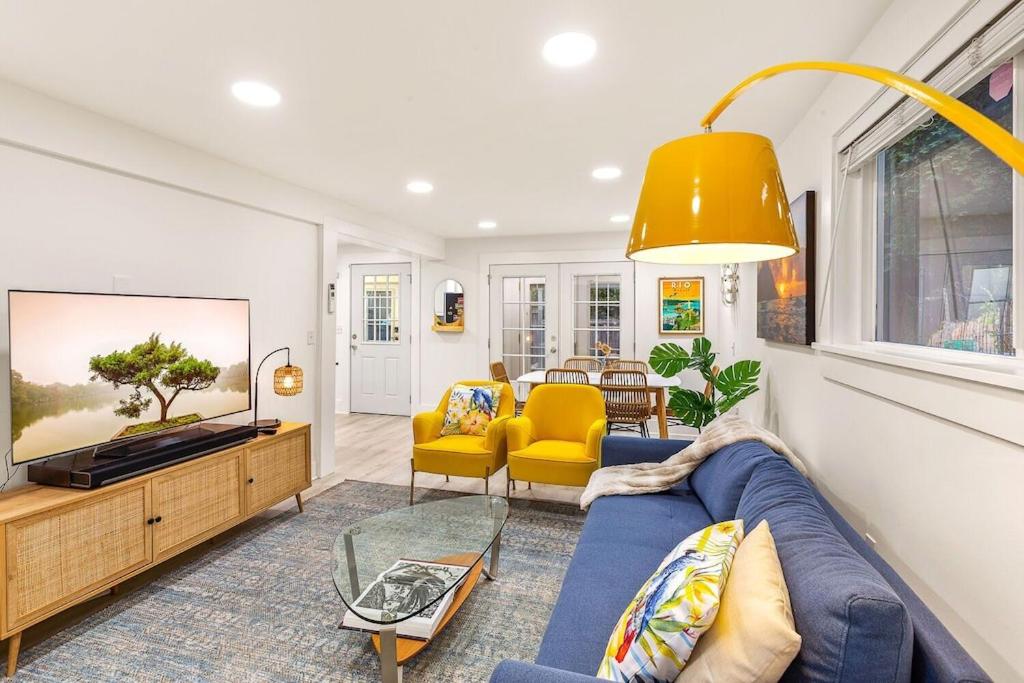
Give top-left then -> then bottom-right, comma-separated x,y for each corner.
478,220 -> 498,230
406,180 -> 434,194
230,80 -> 281,108
543,32 -> 597,68
592,166 -> 622,181
610,214 -> 631,223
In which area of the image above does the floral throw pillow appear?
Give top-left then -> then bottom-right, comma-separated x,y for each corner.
597,520 -> 744,683
440,383 -> 503,436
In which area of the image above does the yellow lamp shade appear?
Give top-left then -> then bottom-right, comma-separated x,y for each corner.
627,131 -> 799,264
273,364 -> 303,397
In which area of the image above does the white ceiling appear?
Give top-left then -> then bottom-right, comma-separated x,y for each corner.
0,1 -> 891,239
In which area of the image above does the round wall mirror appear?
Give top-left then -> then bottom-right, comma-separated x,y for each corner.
432,279 -> 465,332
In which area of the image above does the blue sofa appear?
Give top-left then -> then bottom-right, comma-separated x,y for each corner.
491,436 -> 990,683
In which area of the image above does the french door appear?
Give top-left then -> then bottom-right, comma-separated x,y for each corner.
349,263 -> 412,415
488,262 -> 634,381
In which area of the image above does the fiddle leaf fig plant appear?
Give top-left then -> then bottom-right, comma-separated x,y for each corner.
649,337 -> 761,431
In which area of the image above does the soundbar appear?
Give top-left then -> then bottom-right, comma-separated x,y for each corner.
27,422 -> 259,489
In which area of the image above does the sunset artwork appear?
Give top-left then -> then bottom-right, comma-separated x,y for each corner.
659,277 -> 704,334
757,191 -> 816,345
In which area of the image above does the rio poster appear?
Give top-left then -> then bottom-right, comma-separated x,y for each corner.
659,277 -> 704,334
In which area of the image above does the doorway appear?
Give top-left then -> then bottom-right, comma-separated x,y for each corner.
349,263 -> 412,415
488,261 -> 635,378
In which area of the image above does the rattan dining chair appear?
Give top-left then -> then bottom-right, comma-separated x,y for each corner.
544,368 -> 590,385
489,360 -> 526,415
564,356 -> 602,372
599,369 -> 652,437
608,359 -> 649,372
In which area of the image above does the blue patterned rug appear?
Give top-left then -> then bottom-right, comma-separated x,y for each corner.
14,481 -> 586,682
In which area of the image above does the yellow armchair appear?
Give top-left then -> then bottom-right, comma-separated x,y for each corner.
506,384 -> 606,492
411,380 -> 516,504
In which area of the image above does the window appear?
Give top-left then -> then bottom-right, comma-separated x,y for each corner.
572,274 -> 622,356
500,276 -> 547,378
362,274 -> 400,343
875,61 -> 1014,356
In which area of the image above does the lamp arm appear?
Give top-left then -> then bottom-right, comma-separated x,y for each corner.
253,347 -> 290,424
700,61 -> 1024,175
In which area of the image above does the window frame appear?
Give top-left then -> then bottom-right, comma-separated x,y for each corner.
821,19 -> 1024,382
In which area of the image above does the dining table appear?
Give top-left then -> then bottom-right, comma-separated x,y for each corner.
513,370 -> 681,439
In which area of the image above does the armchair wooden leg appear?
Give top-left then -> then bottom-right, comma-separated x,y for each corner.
484,466 -> 491,496
511,479 -> 516,491
506,474 -> 511,499
445,475 -> 450,482
528,482 -> 532,490
409,458 -> 415,506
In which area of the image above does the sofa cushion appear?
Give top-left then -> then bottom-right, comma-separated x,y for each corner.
690,439 -> 778,521
536,489 -> 714,674
736,457 -> 912,683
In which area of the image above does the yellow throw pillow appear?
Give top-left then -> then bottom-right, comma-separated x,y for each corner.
676,520 -> 801,683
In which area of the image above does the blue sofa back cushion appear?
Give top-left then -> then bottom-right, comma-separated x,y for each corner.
689,439 -> 780,521
737,456 -> 913,683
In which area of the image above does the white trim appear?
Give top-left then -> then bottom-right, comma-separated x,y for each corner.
813,341 -> 1024,391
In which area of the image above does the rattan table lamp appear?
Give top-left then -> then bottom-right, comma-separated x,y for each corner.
251,346 -> 303,434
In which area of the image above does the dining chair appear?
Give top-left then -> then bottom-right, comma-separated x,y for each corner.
490,360 -> 526,415
609,359 -> 649,372
564,356 -> 602,372
599,369 -> 652,437
545,368 -> 590,385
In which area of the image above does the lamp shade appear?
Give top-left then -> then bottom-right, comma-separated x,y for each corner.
273,364 -> 303,397
626,132 -> 799,264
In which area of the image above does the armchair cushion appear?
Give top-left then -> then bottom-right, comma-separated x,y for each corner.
440,382 -> 505,436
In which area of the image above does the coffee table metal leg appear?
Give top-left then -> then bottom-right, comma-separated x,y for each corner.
343,532 -> 360,596
379,626 -> 402,683
483,531 -> 501,580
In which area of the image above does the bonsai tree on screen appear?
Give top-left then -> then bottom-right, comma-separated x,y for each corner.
649,337 -> 761,431
89,333 -> 220,425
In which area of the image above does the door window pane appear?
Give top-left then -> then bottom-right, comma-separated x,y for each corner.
500,276 -> 548,374
572,274 -> 622,357
362,274 -> 401,344
876,62 -> 1013,355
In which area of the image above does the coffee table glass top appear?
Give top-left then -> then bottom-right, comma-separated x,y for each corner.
332,495 -> 509,625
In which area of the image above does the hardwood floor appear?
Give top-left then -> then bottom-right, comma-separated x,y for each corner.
335,413 -> 588,505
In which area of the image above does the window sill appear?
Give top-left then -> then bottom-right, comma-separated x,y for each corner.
811,342 -> 1024,393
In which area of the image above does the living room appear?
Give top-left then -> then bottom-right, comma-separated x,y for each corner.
1,1 -> 1021,682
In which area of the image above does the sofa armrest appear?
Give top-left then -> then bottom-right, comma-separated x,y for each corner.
506,416 -> 536,452
490,661 -> 602,683
412,411 -> 444,444
600,435 -> 690,467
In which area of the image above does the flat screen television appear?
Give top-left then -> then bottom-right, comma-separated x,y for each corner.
8,291 -> 251,465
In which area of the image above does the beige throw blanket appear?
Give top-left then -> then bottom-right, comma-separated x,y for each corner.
580,414 -> 807,510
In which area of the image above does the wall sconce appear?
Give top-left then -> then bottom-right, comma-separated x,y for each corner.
721,263 -> 739,305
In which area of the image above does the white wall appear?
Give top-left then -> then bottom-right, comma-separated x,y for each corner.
732,0 -> 1024,679
0,143 -> 318,484
416,231 -> 728,410
0,77 -> 437,484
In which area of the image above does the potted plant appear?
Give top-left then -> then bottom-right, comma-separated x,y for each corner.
649,337 -> 761,431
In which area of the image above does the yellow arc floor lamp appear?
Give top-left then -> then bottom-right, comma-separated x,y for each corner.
626,61 -> 1024,268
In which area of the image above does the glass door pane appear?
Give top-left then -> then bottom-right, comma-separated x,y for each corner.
489,264 -> 559,380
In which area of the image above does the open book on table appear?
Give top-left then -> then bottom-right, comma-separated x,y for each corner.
341,558 -> 470,640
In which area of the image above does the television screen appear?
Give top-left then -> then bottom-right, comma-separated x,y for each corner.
8,291 -> 250,464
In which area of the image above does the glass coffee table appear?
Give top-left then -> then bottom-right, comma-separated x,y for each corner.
332,495 -> 509,683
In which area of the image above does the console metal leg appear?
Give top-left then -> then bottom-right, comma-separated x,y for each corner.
483,530 -> 501,581
379,626 -> 402,683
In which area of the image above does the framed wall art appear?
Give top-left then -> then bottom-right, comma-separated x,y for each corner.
659,277 -> 704,334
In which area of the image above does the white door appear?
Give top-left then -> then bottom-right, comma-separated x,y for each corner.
558,262 -> 635,364
350,263 -> 411,415
489,264 -> 559,380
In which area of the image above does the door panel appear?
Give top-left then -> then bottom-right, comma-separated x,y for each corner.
489,264 -> 559,380
245,431 -> 310,514
558,262 -> 635,364
350,263 -> 412,415
6,484 -> 151,629
151,452 -> 243,560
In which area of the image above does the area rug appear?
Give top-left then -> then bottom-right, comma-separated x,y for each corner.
13,481 -> 587,682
